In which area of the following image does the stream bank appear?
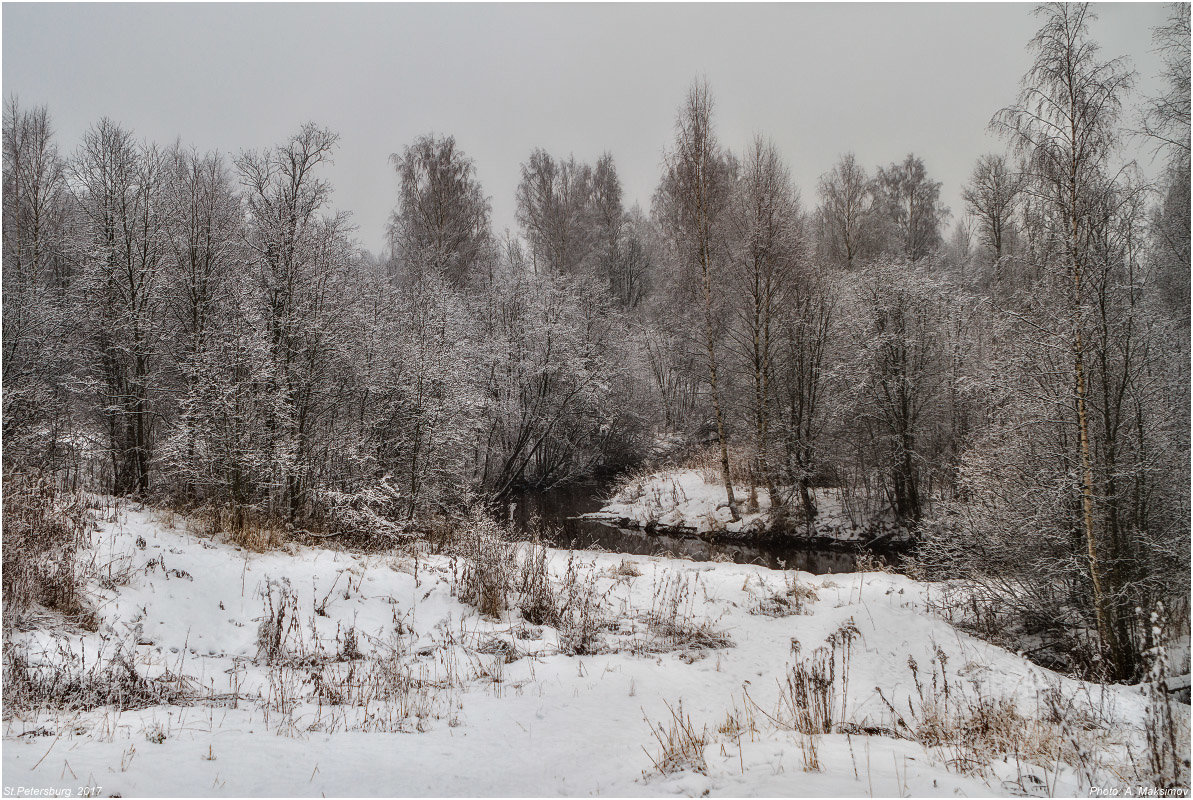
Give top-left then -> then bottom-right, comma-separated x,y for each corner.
507,478 -> 902,574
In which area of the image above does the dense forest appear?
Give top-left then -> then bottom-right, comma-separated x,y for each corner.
3,3 -> 1189,684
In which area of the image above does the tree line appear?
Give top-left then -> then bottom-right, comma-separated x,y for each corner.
3,3 -> 1188,681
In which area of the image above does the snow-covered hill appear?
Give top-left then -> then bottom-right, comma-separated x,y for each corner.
2,501 -> 1165,797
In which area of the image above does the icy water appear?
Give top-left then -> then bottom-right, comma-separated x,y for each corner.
507,482 -> 891,575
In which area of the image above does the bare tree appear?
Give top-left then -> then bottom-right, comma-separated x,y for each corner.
515,149 -> 594,276
874,154 -> 949,261
69,119 -> 168,495
655,80 -> 738,520
1140,3 -> 1191,161
815,153 -> 873,270
772,264 -> 836,523
994,1 -> 1137,679
389,134 -> 494,287
588,152 -> 627,293
962,153 -> 1021,270
844,260 -> 955,528
474,268 -> 627,498
610,205 -> 655,309
726,135 -> 802,507
2,98 -> 73,472
1143,4 -> 1191,328
238,123 -> 355,518
157,145 -> 244,499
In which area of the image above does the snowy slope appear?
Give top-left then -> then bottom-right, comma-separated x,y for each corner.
2,502 -> 1160,797
583,469 -> 903,543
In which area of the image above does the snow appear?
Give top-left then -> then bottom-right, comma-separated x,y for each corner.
582,469 -> 904,543
2,501 -> 1161,797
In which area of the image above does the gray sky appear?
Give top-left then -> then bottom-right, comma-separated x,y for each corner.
2,2 -> 1173,253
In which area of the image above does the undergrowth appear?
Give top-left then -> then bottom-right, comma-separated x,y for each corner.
2,472 -> 96,629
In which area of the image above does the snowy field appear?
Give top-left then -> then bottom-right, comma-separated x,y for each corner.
583,469 -> 904,544
2,501 -> 1170,797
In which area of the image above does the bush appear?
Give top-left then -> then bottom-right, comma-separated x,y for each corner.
454,509 -> 515,618
2,472 -> 94,627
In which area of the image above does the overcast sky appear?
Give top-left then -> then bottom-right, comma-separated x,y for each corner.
3,2 -> 1173,254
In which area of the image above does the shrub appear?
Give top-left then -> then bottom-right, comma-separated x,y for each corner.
2,472 -> 94,627
454,509 -> 515,618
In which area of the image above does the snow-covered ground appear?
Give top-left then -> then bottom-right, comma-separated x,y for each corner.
2,501 -> 1170,797
582,469 -> 903,543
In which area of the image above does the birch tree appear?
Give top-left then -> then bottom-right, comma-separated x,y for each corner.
389,134 -> 494,287
874,154 -> 948,261
993,1 -> 1137,678
726,135 -> 802,507
655,80 -> 738,519
815,153 -> 873,270
962,153 -> 1021,271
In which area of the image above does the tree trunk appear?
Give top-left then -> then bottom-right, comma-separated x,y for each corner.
1071,188 -> 1124,679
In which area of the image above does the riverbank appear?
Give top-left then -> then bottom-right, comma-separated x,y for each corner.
3,499 -> 1175,797
580,468 -> 909,548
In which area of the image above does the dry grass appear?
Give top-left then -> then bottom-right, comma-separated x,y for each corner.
768,619 -> 859,735
609,471 -> 689,524
454,509 -> 514,618
3,639 -> 188,713
256,578 -> 303,665
636,573 -> 733,656
751,574 -> 818,617
869,643 -> 1150,789
553,554 -> 610,656
514,538 -> 556,625
681,444 -> 755,487
249,577 -> 464,734
182,501 -> 288,552
450,511 -> 616,655
611,559 -> 642,578
2,472 -> 95,629
643,700 -> 709,776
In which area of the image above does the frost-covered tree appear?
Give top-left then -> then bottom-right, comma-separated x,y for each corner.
2,98 -> 74,473
815,152 -> 874,271
237,123 -> 358,518
515,149 -> 595,277
1140,3 -> 1190,162
913,2 -> 1193,681
654,80 -> 739,519
366,270 -> 480,521
874,154 -> 949,261
389,134 -> 494,287
841,260 -> 965,528
474,267 -> 631,497
771,262 -> 837,523
156,146 -> 245,499
1143,4 -> 1191,329
69,119 -> 169,495
725,135 -> 803,506
588,153 -> 625,290
990,1 -> 1141,679
962,153 -> 1021,272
